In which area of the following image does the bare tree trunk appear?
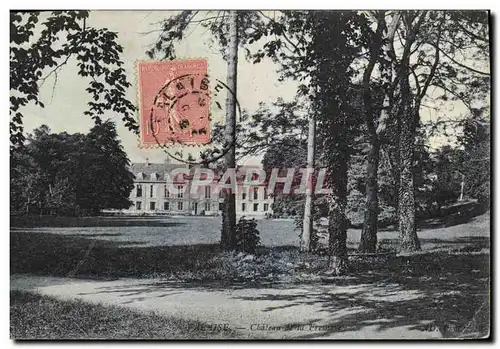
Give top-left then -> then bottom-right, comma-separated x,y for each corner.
398,64 -> 420,252
359,139 -> 380,253
327,158 -> 349,275
386,138 -> 400,222
323,116 -> 349,274
221,10 -> 238,251
381,11 -> 401,225
394,12 -> 429,253
301,114 -> 316,252
312,11 -> 353,275
358,12 -> 385,253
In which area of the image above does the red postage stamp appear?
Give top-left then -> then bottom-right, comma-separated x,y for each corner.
137,60 -> 210,146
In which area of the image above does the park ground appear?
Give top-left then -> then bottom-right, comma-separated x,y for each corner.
10,212 -> 490,339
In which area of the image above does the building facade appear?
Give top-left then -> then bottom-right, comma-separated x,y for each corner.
122,161 -> 274,217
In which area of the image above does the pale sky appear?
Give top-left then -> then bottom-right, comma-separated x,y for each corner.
22,10 -> 297,164
20,11 -> 489,163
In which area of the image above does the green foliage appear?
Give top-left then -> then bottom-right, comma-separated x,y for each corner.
243,99 -> 309,160
234,217 -> 261,254
346,188 -> 365,227
460,117 -> 490,205
10,121 -> 134,216
272,196 -> 302,218
10,11 -> 138,146
426,146 -> 462,212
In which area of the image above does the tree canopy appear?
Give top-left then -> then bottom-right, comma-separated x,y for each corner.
10,11 -> 138,146
11,120 -> 134,216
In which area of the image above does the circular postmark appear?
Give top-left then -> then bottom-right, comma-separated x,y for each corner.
148,73 -> 241,165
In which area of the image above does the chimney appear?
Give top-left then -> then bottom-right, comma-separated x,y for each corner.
146,158 -> 150,167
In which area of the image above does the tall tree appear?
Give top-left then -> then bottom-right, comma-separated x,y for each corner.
301,113 -> 315,251
221,11 -> 239,250
391,11 -> 427,251
356,10 -> 474,252
82,121 -> 135,214
357,11 -> 387,253
302,12 -> 362,273
356,10 -> 437,252
10,121 -> 134,216
392,10 -> 488,251
246,11 -> 363,273
145,11 -> 260,250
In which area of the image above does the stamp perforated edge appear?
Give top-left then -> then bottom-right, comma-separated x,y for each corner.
135,58 -> 220,150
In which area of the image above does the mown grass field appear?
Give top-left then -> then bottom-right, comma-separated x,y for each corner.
10,215 -> 297,247
10,213 -> 490,279
10,213 -> 490,339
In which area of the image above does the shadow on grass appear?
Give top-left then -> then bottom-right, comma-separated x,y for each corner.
417,202 -> 489,230
232,251 -> 490,339
10,215 -> 185,228
39,248 -> 489,339
378,236 -> 490,252
11,231 -> 220,278
11,226 -> 490,339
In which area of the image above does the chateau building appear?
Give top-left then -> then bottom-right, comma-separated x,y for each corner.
123,160 -> 274,217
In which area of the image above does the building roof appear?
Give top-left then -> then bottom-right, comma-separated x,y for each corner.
130,162 -> 186,181
130,162 -> 266,184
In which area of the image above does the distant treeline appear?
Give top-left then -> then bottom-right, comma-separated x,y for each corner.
10,121 -> 134,216
266,117 -> 490,227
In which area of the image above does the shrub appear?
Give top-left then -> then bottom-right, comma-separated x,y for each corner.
235,216 -> 260,254
309,228 -> 321,252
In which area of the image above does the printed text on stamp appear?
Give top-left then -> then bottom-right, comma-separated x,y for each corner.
138,60 -> 210,146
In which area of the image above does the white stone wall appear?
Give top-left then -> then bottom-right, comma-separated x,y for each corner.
123,180 -> 273,217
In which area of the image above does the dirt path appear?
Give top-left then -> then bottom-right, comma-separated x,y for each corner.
11,274 -> 444,339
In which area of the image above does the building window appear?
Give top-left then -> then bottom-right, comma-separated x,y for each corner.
150,202 -> 156,211
136,201 -> 142,210
264,187 -> 268,199
264,203 -> 269,212
218,190 -> 224,199
204,201 -> 211,212
177,185 -> 184,198
219,202 -> 224,211
253,187 -> 259,200
205,186 -> 211,199
242,203 -> 246,212
164,185 -> 169,198
253,203 -> 258,212
242,192 -> 246,200
164,201 -> 169,210
136,184 -> 142,197
150,184 -> 154,198
178,201 -> 184,210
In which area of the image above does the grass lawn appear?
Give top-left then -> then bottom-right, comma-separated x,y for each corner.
10,290 -> 243,340
10,212 -> 490,280
10,215 -> 297,247
10,213 -> 490,339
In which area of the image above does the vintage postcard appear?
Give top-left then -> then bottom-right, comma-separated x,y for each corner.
10,10 -> 491,340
